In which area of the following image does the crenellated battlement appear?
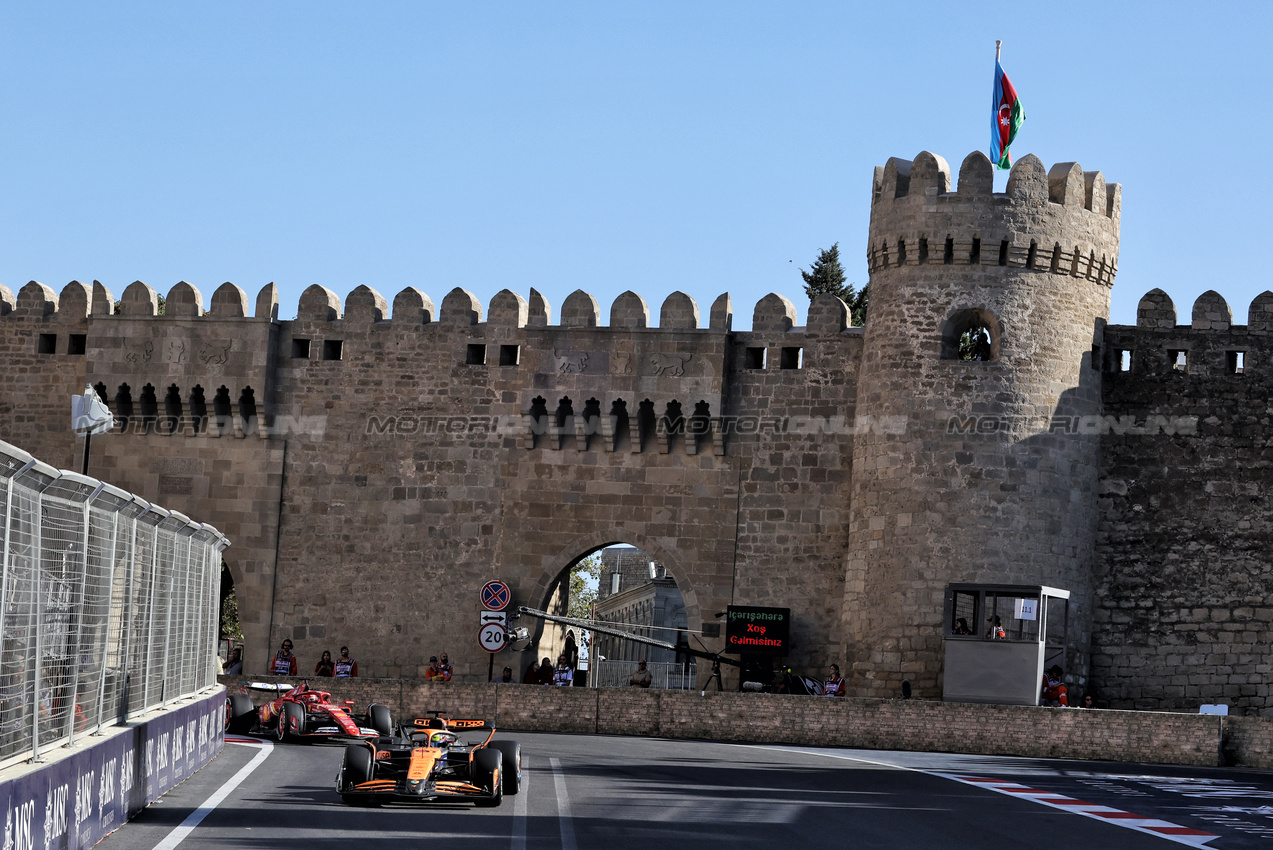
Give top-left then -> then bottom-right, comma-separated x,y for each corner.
0,278 -> 861,335
867,151 -> 1121,287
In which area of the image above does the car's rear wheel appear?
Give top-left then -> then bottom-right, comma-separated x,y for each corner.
488,741 -> 521,795
226,695 -> 256,734
341,744 -> 375,805
473,748 -> 504,807
277,702 -> 304,742
368,703 -> 392,736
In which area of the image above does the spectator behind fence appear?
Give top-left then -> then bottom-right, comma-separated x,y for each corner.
823,664 -> 846,697
335,646 -> 358,677
1041,665 -> 1069,707
314,650 -> 335,677
499,666 -> 516,684
425,656 -> 443,682
224,648 -> 242,676
629,659 -> 652,688
553,655 -> 573,687
272,640 -> 297,676
537,657 -> 554,685
523,660 -> 541,685
1080,693 -> 1095,709
436,653 -> 453,682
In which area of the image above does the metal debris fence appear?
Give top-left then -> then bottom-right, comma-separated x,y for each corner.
0,440 -> 229,767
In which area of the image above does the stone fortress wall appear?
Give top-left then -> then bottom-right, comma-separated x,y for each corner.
0,148 -> 1270,716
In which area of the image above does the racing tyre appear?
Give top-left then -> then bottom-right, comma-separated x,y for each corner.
473,748 -> 504,807
368,703 -> 392,736
277,702 -> 304,743
488,741 -> 521,795
226,695 -> 255,734
340,744 -> 375,805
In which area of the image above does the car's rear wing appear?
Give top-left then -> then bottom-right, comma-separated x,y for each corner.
410,717 -> 494,732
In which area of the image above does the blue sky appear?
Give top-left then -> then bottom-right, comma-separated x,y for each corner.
2,2 -> 1267,329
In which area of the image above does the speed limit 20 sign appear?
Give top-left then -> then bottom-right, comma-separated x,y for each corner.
478,622 -> 507,653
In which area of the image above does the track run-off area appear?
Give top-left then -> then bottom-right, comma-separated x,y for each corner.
96,732 -> 1273,850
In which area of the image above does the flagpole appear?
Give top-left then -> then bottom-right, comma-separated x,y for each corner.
82,430 -> 91,475
996,40 -> 1002,62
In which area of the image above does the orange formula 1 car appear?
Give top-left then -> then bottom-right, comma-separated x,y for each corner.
336,712 -> 521,807
225,681 -> 393,743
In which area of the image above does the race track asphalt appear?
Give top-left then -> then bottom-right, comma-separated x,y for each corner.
94,731 -> 1273,849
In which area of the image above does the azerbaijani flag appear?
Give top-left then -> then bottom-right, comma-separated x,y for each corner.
991,59 -> 1025,170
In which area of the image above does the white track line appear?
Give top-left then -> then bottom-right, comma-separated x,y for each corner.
549,757 -> 577,850
511,755 -> 528,850
151,737 -> 274,850
747,745 -> 1218,847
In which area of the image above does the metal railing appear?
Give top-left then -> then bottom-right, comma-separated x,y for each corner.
0,440 -> 228,767
588,660 -> 697,690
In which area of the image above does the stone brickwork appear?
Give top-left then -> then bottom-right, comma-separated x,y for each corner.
847,151 -> 1120,700
1096,290 -> 1273,715
8,147 -> 1273,719
220,675 -> 1243,768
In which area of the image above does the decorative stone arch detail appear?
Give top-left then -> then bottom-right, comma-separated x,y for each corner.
527,288 -> 551,327
709,293 -> 733,331
58,281 -> 92,320
165,281 -> 204,317
209,282 -> 249,318
1247,290 -> 1273,332
120,281 -> 158,317
752,293 -> 797,333
560,290 -> 600,328
297,284 -> 340,322
256,283 -> 280,320
659,292 -> 699,329
940,307 -> 1002,361
391,287 -> 434,325
1136,288 -> 1176,329
610,291 -> 649,329
1191,290 -> 1232,331
345,284 -> 388,324
529,530 -> 700,628
489,289 -> 529,328
807,294 -> 849,334
0,283 -> 15,316
91,281 -> 115,316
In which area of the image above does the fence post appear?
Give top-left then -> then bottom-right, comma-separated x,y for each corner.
31,489 -> 43,763
94,508 -> 120,733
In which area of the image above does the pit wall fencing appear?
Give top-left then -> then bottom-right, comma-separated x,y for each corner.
0,686 -> 225,850
220,676 -> 1273,770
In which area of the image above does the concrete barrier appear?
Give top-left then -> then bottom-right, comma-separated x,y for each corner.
220,676 -> 1268,768
0,687 -> 225,850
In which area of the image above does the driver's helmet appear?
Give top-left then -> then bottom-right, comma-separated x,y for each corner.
428,731 -> 457,750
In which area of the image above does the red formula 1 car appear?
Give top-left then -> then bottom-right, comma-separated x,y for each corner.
336,712 -> 521,807
225,681 -> 393,743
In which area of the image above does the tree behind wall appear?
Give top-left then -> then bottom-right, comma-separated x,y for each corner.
800,242 -> 868,325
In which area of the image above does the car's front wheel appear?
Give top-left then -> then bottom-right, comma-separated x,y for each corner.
473,748 -> 504,807
488,741 -> 521,795
277,702 -> 304,742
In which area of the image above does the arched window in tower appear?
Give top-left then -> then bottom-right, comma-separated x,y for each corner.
1026,241 -> 1038,270
943,236 -> 954,265
941,309 -> 1001,362
918,238 -> 929,265
896,239 -> 907,267
1050,243 -> 1062,273
998,240 -> 1010,266
1071,246 -> 1082,277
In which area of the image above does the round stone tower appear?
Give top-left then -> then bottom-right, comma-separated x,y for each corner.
843,150 -> 1121,699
